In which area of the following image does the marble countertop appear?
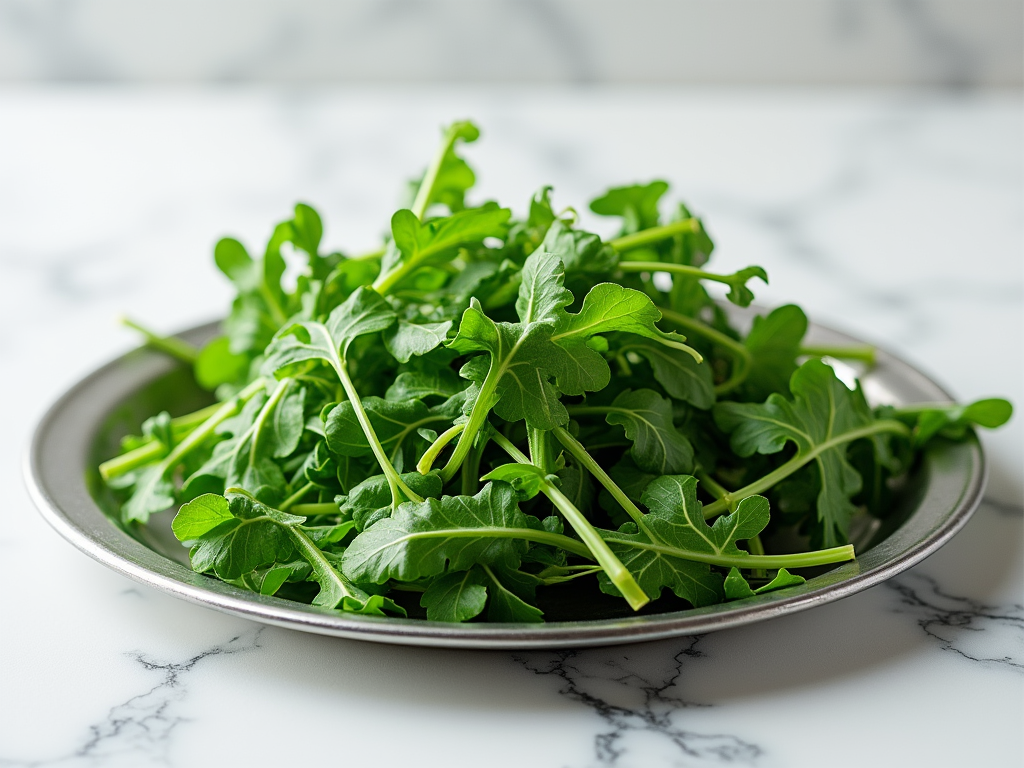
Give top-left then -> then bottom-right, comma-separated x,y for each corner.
0,87 -> 1021,768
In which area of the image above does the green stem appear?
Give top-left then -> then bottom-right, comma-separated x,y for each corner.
279,481 -> 315,512
701,420 -> 912,519
528,427 -> 553,474
286,526 -> 360,605
490,430 -> 650,611
552,427 -> 647,530
658,306 -> 752,395
121,317 -> 198,364
610,219 -> 700,253
411,124 -> 464,220
416,423 -> 466,474
461,437 -> 485,496
248,379 -> 293,470
116,378 -> 266,487
617,539 -> 855,570
100,403 -> 223,480
695,469 -> 732,507
290,502 -> 341,517
800,345 -> 876,366
440,359 -> 503,482
331,356 -> 423,508
618,261 -> 749,291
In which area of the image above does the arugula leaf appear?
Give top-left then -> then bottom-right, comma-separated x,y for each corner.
600,477 -> 769,606
714,359 -> 900,547
481,565 -> 544,622
885,397 -> 1013,446
723,567 -> 805,600
410,120 -> 480,216
590,181 -> 669,235
579,389 -> 695,475
176,493 -> 304,579
619,338 -> 715,409
374,205 -> 511,294
384,319 -> 453,364
741,305 -> 807,401
420,568 -> 488,622
341,482 -> 532,583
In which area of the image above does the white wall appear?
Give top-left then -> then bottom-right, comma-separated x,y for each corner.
0,0 -> 1020,86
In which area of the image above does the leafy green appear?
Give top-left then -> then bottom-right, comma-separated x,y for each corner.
104,119 -> 1010,624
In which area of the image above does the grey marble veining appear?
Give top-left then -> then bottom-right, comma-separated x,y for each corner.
0,88 -> 1021,768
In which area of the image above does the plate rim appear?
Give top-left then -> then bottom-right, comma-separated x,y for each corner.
24,317 -> 987,649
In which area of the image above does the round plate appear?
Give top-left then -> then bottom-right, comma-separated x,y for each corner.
24,317 -> 985,648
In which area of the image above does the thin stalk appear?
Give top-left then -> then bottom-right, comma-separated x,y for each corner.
701,420 -> 912,519
279,481 -> 315,512
290,502 -> 341,517
618,261 -> 749,291
286,526 -> 361,605
658,306 -> 752,395
332,356 -> 423,507
121,317 -> 198,364
552,427 -> 647,530
800,345 -> 876,366
461,438 -> 484,496
248,379 -> 293,469
100,403 -> 223,480
491,430 -> 650,611
610,219 -> 700,253
112,378 -> 266,486
695,469 -> 732,508
411,124 -> 464,219
440,359 -> 503,482
416,423 -> 466,474
528,427 -> 553,474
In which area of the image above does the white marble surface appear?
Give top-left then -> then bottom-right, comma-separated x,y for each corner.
0,87 -> 1021,768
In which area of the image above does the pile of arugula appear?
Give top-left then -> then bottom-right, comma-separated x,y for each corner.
101,121 -> 1012,623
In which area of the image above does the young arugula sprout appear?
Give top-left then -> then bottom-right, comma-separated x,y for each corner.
104,119 -> 1013,623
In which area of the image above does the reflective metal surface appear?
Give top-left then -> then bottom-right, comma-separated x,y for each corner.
24,318 -> 985,648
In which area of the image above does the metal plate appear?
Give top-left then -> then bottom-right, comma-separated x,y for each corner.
24,317 -> 985,648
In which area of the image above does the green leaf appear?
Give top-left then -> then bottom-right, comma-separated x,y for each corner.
340,470 -> 444,531
742,305 -> 807,400
516,246 -> 573,324
548,282 -> 699,397
121,464 -> 177,523
888,397 -> 1014,445
420,569 -> 488,622
449,299 -> 568,429
264,286 -> 397,375
378,205 -> 511,290
538,219 -> 618,274
623,339 -> 715,409
195,336 -> 249,390
181,494 -> 303,580
724,567 -> 806,600
385,367 -> 464,402
171,493 -> 235,540
482,566 -> 544,622
341,482 -> 530,583
384,319 -> 453,363
714,359 -> 873,547
590,181 -> 669,235
267,385 -> 305,458
600,477 -> 770,606
415,120 -> 481,214
480,463 -> 551,500
603,389 -> 694,474
324,397 -> 448,462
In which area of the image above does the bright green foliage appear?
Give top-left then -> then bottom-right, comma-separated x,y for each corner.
103,120 -> 1011,624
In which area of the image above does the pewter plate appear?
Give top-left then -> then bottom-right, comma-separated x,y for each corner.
25,316 -> 985,648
